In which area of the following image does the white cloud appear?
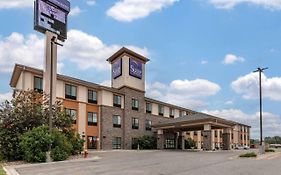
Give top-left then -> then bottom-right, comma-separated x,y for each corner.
222,54 -> 245,64
0,0 -> 32,9
86,0 -> 96,6
0,92 -> 12,103
0,30 -> 148,73
201,60 -> 208,64
225,100 -> 233,105
69,6 -> 81,16
231,72 -> 281,101
106,0 -> 179,22
202,109 -> 281,138
100,80 -> 111,87
209,0 -> 281,10
146,79 -> 220,109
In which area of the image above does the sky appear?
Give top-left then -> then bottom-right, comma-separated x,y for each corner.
0,0 -> 281,139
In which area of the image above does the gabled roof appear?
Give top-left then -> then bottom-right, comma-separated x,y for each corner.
106,47 -> 150,63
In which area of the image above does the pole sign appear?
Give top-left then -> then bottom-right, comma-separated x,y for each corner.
34,0 -> 70,41
112,58 -> 122,79
129,58 -> 142,79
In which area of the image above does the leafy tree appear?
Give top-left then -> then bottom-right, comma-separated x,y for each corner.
0,90 -> 75,161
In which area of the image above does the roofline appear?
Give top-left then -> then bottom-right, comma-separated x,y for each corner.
106,47 -> 150,63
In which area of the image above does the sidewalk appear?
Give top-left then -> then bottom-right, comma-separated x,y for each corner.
3,156 -> 100,175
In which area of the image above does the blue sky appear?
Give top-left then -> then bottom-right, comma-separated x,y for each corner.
0,0 -> 281,138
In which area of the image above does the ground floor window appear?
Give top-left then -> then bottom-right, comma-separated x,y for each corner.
87,136 -> 97,149
165,139 -> 175,149
113,137 -> 122,149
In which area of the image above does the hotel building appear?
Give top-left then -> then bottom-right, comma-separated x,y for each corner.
9,47 -> 250,150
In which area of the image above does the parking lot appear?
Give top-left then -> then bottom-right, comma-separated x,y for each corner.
13,150 -> 281,175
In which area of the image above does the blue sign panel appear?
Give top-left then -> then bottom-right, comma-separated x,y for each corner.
34,0 -> 70,41
129,58 -> 142,79
112,58 -> 122,79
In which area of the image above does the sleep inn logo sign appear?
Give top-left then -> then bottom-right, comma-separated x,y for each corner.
129,58 -> 142,79
112,58 -> 122,79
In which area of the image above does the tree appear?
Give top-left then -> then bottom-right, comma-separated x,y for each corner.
185,138 -> 196,149
0,90 -> 76,161
135,135 -> 157,149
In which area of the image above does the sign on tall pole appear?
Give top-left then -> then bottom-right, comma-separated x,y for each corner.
34,0 -> 70,162
253,67 -> 268,154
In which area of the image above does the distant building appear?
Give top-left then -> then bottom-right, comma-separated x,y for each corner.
9,47 -> 250,150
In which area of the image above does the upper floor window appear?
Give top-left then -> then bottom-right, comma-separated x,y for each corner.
169,108 -> 175,118
179,111 -> 184,117
146,103 -> 152,113
132,99 -> 139,111
132,118 -> 139,129
65,108 -> 77,124
34,76 -> 43,92
158,105 -> 164,116
88,112 -> 97,126
65,84 -> 77,100
88,90 -> 97,104
113,115 -> 121,128
145,119 -> 152,131
113,95 -> 121,108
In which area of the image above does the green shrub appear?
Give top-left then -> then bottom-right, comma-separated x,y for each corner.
51,146 -> 69,161
265,149 -> 275,152
239,152 -> 257,158
64,130 -> 84,155
185,138 -> 196,149
136,135 -> 157,149
20,126 -> 52,162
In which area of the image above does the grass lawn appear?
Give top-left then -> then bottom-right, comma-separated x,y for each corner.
0,167 -> 6,175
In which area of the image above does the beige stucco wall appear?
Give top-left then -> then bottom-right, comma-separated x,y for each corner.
56,80 -> 64,98
78,86 -> 87,103
17,71 -> 33,91
164,106 -> 169,117
100,90 -> 113,107
151,103 -> 158,115
78,103 -> 86,135
174,109 -> 179,118
112,55 -> 145,91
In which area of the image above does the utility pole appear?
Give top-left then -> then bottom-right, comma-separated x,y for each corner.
253,67 -> 268,154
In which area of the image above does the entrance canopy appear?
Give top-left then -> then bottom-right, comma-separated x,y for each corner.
153,113 -> 236,132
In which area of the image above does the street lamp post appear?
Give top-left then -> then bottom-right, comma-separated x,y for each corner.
253,67 -> 268,154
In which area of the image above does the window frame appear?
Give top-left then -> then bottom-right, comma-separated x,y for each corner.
88,90 -> 97,104
158,105 -> 164,116
113,95 -> 122,108
131,98 -> 139,111
132,118 -> 139,129
146,103 -> 152,113
34,76 -> 43,92
87,112 -> 98,126
113,115 -> 121,128
65,84 -> 77,100
169,108 -> 175,118
112,137 -> 122,149
145,119 -> 152,131
65,108 -> 77,124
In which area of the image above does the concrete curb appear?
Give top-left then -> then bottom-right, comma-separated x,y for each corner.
3,156 -> 100,175
257,151 -> 281,160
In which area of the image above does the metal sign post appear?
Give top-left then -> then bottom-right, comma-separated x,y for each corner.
34,0 -> 70,162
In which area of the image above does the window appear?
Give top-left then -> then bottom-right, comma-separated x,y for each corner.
113,115 -> 121,128
65,108 -> 77,124
88,112 -> 97,126
132,118 -> 139,129
169,108 -> 175,118
165,139 -> 175,149
34,77 -> 43,92
215,131 -> 218,138
146,103 -> 152,113
65,84 -> 77,100
158,105 -> 164,116
132,99 -> 139,111
231,133 -> 234,140
87,136 -> 97,149
179,111 -> 184,117
220,131 -> 223,138
194,131 -> 198,136
113,95 -> 121,108
88,90 -> 97,104
112,137 -> 122,149
145,120 -> 152,131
